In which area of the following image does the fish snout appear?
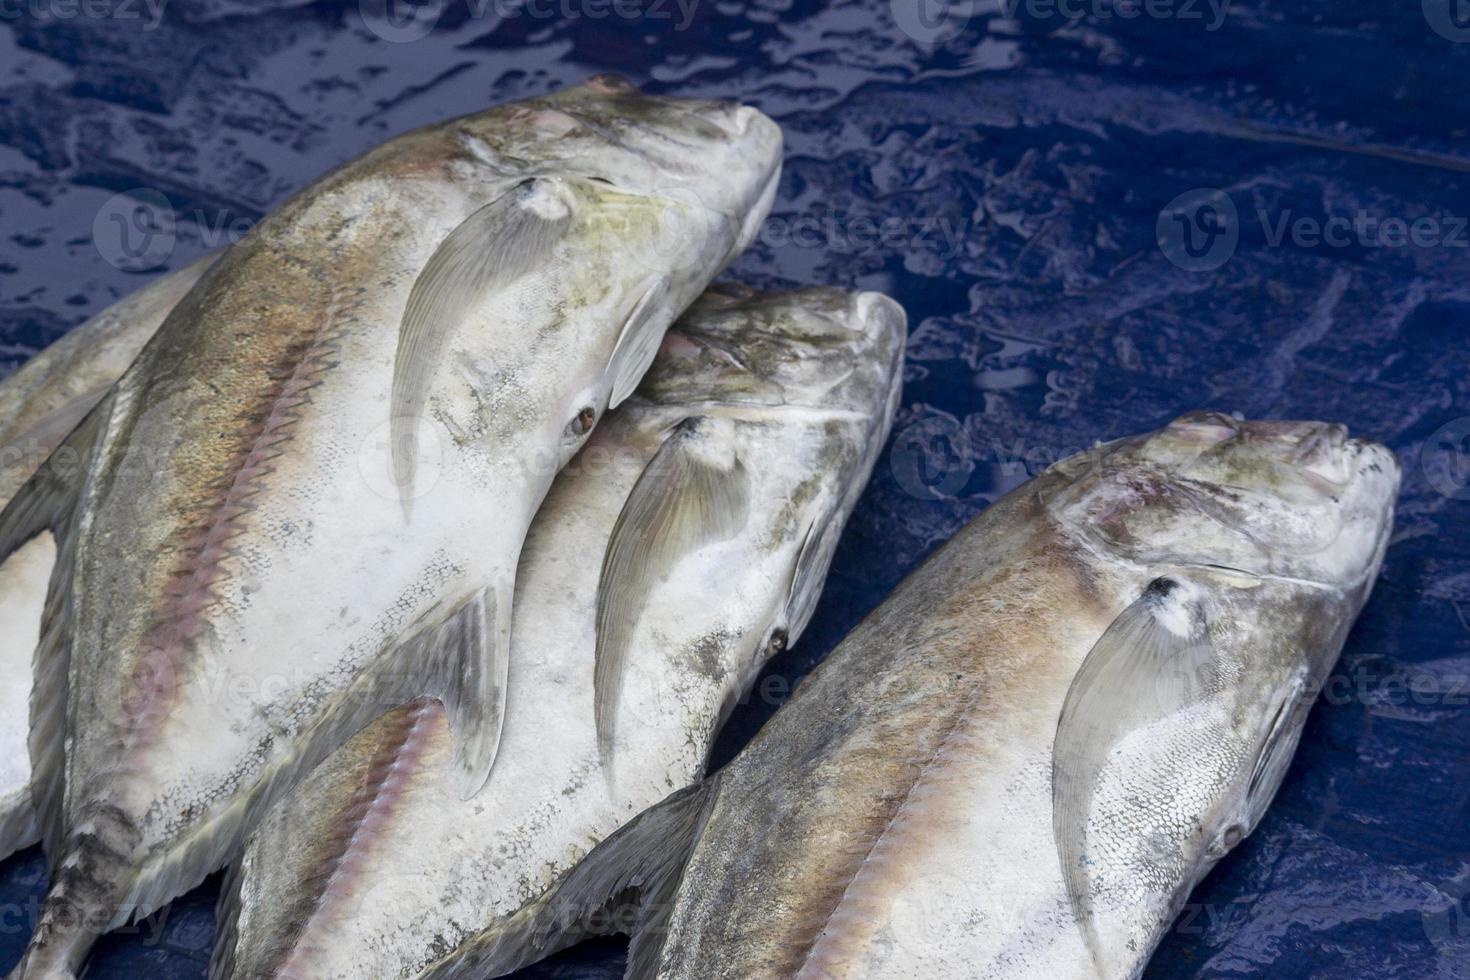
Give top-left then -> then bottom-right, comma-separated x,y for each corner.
852,291 -> 908,343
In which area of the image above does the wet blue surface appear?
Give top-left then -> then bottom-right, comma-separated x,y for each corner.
1,1 -> 1467,977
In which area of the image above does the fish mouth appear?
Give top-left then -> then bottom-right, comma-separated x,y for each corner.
1165,412 -> 1382,494
852,291 -> 906,342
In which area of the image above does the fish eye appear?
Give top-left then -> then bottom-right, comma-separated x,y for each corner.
570,406 -> 597,437
767,629 -> 788,655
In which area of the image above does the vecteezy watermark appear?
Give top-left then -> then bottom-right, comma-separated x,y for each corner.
890,0 -> 977,44
94,188 -> 176,273
1156,188 -> 1240,272
757,212 -> 971,261
93,188 -> 255,273
1319,660 -> 1470,710
1158,188 -> 1470,271
889,415 -> 976,500
890,0 -> 1230,41
0,0 -> 167,30
1423,0 -> 1470,42
1260,210 -> 1469,250
356,0 -> 700,43
1422,417 -> 1470,502
0,896 -> 172,945
994,0 -> 1229,29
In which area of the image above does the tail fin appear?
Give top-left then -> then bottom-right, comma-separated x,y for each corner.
7,822 -> 135,980
418,777 -> 720,980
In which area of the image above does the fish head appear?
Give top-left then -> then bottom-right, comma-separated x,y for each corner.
464,76 -> 783,261
1047,414 -> 1400,974
416,81 -> 783,503
595,287 -> 905,738
651,287 -> 904,655
1047,411 -> 1400,590
637,286 -> 908,418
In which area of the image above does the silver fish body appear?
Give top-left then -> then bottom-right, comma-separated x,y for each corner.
3,78 -> 781,978
0,256 -> 214,860
524,413 -> 1398,979
208,286 -> 906,980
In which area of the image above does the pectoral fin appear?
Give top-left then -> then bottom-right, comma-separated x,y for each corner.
594,417 -> 749,758
606,275 -> 671,409
777,507 -> 834,646
391,178 -> 576,506
1051,575 -> 1218,974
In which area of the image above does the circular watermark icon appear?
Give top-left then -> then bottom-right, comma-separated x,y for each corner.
359,415 -> 447,502
891,0 -> 975,45
1156,187 -> 1239,272
1422,417 -> 1470,501
356,0 -> 445,42
1423,0 -> 1470,42
94,187 -> 176,272
889,414 -> 975,500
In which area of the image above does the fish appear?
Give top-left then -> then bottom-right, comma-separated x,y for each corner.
1,76 -> 782,978
205,285 -> 906,980
489,413 -> 1399,979
0,254 -> 216,861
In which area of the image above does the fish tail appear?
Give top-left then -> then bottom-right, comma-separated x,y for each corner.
10,812 -> 137,980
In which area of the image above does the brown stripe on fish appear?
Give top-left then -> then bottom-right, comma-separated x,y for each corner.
121,281 -> 355,751
268,698 -> 446,979
788,690 -> 985,979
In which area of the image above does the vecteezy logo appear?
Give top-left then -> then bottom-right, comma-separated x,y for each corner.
1424,0 -> 1470,41
94,188 -> 176,272
1422,417 -> 1470,501
889,413 -> 975,500
357,0 -> 445,43
891,0 -> 975,45
359,415 -> 446,502
1156,188 -> 1239,272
